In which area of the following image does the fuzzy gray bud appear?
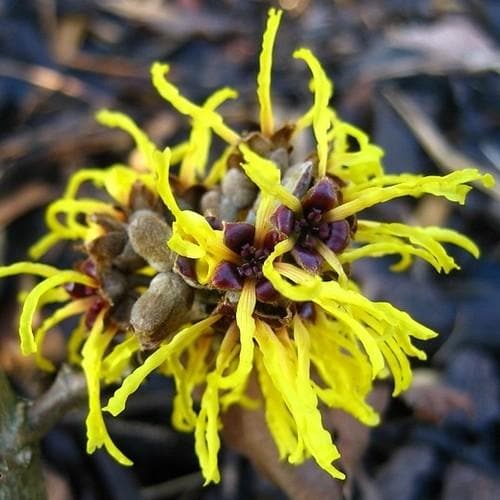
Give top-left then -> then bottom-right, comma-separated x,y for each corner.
128,210 -> 175,272
130,272 -> 193,349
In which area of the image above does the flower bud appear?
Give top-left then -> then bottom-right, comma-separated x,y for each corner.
127,210 -> 175,272
130,272 -> 193,349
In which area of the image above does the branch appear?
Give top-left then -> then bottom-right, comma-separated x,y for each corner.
0,369 -> 46,500
24,364 -> 87,445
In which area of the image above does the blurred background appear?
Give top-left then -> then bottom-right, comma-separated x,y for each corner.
0,0 -> 499,499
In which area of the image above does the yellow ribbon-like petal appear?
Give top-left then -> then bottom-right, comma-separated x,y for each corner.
96,110 -> 156,165
151,62 -> 240,145
105,315 -> 220,416
343,221 -> 480,273
81,312 -> 132,465
155,147 -> 237,281
255,319 -> 344,479
195,326 -> 239,484
239,144 -> 301,212
218,280 -> 256,389
18,270 -> 96,355
102,335 -> 141,384
328,121 -> 385,183
180,87 -> 238,186
257,8 -> 282,136
34,297 -> 95,372
327,169 -> 494,221
293,48 -> 333,177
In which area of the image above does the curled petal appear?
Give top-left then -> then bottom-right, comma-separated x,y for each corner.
254,319 -> 344,479
151,62 -> 240,146
81,313 -> 132,466
239,144 -> 301,212
35,297 -> 95,372
327,169 -> 495,221
293,48 -> 333,178
105,315 -> 221,416
218,281 -> 256,389
180,87 -> 238,186
19,271 -> 96,355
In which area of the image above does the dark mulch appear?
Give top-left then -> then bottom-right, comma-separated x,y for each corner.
1,1 -> 499,498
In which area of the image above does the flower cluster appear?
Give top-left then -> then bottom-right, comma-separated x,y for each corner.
0,8 -> 493,483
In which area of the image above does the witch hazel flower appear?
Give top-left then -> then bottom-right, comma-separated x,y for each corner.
0,7 -> 494,487
104,7 -> 492,483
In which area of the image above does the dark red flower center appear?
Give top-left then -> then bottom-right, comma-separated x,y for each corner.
209,222 -> 280,303
64,258 -> 108,328
271,176 -> 354,272
294,208 -> 332,249
236,243 -> 270,279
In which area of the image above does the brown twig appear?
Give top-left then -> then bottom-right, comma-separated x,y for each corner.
141,471 -> 203,500
0,57 -> 111,105
0,365 -> 86,499
0,369 -> 46,500
24,365 -> 87,445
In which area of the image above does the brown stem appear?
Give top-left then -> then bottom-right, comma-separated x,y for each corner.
0,365 -> 86,500
24,365 -> 86,444
0,369 -> 46,500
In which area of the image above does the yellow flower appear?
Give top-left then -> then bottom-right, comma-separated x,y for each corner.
0,6 -> 495,489
0,157 -> 173,466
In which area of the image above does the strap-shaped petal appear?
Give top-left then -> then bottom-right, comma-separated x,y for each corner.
18,270 -> 96,354
255,318 -> 344,479
257,8 -> 282,136
81,313 -> 132,465
239,144 -> 301,212
293,48 -> 333,177
151,62 -> 240,145
34,297 -> 95,372
343,221 -> 480,273
327,169 -> 494,221
180,87 -> 238,186
155,148 -> 237,272
104,315 -> 220,416
218,280 -> 256,389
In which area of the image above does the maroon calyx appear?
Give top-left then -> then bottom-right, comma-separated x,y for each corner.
64,282 -> 96,299
291,246 -> 323,273
223,222 -> 255,254
271,205 -> 295,235
65,258 -> 98,299
212,301 -> 236,333
297,301 -> 316,322
175,256 -> 197,282
85,297 -> 107,329
255,278 -> 279,303
63,257 -> 109,329
324,220 -> 350,253
206,215 -> 223,230
262,229 -> 285,251
212,261 -> 244,291
301,177 -> 340,213
79,258 -> 98,279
